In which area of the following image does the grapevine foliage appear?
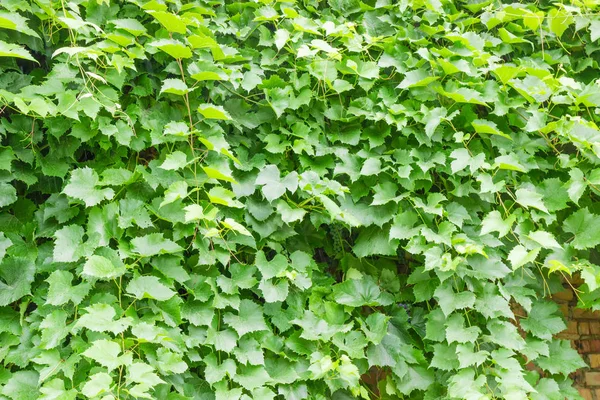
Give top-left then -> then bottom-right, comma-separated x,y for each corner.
1,0 -> 600,399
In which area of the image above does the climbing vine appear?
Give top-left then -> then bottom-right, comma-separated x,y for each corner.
0,0 -> 599,398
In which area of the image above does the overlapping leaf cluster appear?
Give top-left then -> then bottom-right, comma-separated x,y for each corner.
1,0 -> 600,398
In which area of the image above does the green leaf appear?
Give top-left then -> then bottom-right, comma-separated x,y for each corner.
184,204 -> 216,222
456,344 -> 489,369
255,251 -> 288,280
0,147 -> 15,172
198,104 -> 232,120
46,270 -> 90,306
308,58 -> 337,82
485,320 -> 525,350
204,354 -> 236,385
494,154 -> 526,172
160,181 -> 188,207
563,208 -> 600,250
0,233 -> 12,262
332,277 -> 382,307
150,39 -> 192,58
40,310 -> 70,349
291,310 -> 352,341
0,40 -> 37,62
83,339 -> 131,371
255,165 -> 297,202
147,10 -> 187,34
527,231 -> 561,250
1,0 -> 599,395
127,362 -> 165,386
203,166 -> 236,182
109,18 -> 147,36
39,379 -> 78,400
208,328 -> 238,352
259,278 -> 289,302
0,258 -> 35,306
436,86 -> 487,105
274,29 -> 290,50
480,210 -> 515,238
222,218 -> 252,236
548,8 -> 573,37
233,337 -> 264,366
566,168 -> 586,204
581,264 -> 600,292
523,10 -> 544,31
446,313 -> 481,343
390,210 -> 421,240
520,302 -> 566,340
100,168 -> 134,186
353,226 -> 399,257
397,69 -> 438,89
131,233 -> 183,256
430,343 -> 459,371
53,224 -> 85,262
160,78 -> 191,96
127,275 -> 176,301
81,372 -> 113,398
157,348 -> 188,373
515,187 -> 548,213
508,245 -> 540,270
234,365 -> 271,391
63,167 -> 115,207
448,369 -> 487,399
224,299 -> 268,337
208,187 -> 243,208
537,340 -> 586,375
540,178 -> 569,212
472,119 -> 511,140
74,303 -> 132,334
434,283 -> 476,316
276,201 -> 306,223
0,182 -> 17,207
492,65 -> 521,85
159,151 -> 188,170
2,371 -> 39,400
83,255 -> 126,280
0,11 -> 40,38
394,366 -> 435,395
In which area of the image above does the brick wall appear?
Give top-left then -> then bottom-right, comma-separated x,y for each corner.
553,284 -> 600,399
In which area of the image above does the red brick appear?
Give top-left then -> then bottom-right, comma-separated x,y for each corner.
574,370 -> 586,385
591,322 -> 600,335
590,354 -> 600,369
579,388 -> 593,400
558,320 -> 579,340
558,332 -> 581,340
581,341 -> 592,354
559,303 -> 570,318
595,389 -> 600,399
566,321 -> 579,334
581,322 -> 591,336
553,288 -> 574,302
589,341 -> 600,353
574,308 -> 600,319
576,340 -> 600,354
587,372 -> 600,386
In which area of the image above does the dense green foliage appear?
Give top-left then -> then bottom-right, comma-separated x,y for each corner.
1,0 -> 600,398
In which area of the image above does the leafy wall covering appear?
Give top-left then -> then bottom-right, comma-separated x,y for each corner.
0,0 -> 600,398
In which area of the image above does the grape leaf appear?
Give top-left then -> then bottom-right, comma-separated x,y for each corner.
0,258 -> 35,306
